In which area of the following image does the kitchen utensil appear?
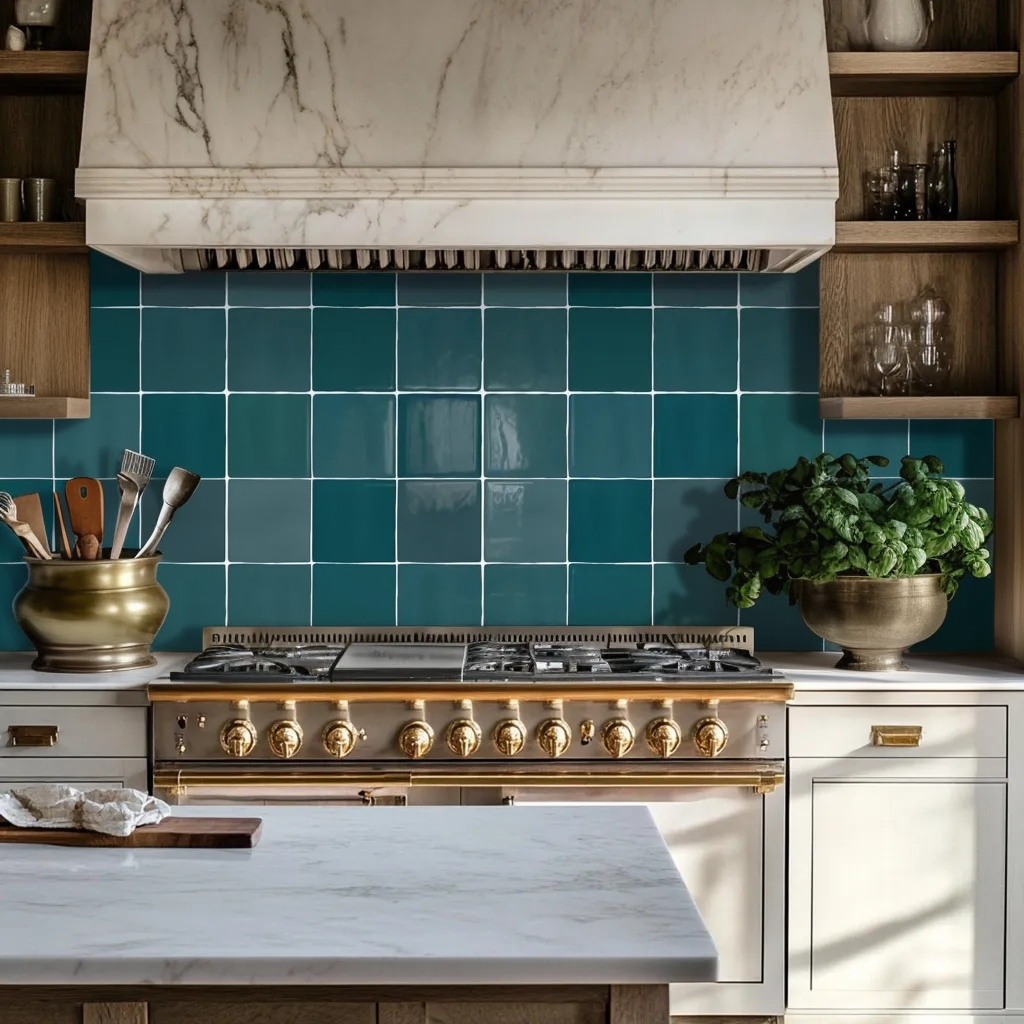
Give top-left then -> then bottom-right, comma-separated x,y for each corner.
864,0 -> 931,51
0,816 -> 262,848
136,467 -> 201,559
109,449 -> 155,560
11,492 -> 50,558
64,476 -> 103,558
0,492 -> 50,558
0,179 -> 20,222
52,490 -> 72,560
21,177 -> 57,222
78,534 -> 100,561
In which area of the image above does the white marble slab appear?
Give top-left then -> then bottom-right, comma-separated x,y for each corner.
0,652 -> 187,690
0,804 -> 717,986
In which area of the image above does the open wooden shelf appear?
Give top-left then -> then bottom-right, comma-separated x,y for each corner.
0,396 -> 89,419
820,396 -> 1020,419
829,52 -> 1019,95
0,51 -> 87,92
0,222 -> 86,254
834,220 -> 1019,252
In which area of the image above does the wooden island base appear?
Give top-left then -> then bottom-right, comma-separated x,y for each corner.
0,983 -> 669,1024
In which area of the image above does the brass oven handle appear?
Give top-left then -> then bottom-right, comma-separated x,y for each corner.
871,725 -> 922,748
8,724 -> 59,747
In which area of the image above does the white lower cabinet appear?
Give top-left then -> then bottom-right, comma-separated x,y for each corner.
0,756 -> 148,792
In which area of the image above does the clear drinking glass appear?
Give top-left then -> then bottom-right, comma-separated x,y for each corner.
867,322 -> 911,395
910,339 -> 951,393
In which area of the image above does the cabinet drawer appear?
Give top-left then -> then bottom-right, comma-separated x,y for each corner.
1,706 -> 146,758
0,756 -> 148,791
789,705 -> 1006,759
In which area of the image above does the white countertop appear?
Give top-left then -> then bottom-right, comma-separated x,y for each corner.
0,652 -> 187,690
0,804 -> 716,986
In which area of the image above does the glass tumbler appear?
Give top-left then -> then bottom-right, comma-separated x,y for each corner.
867,322 -> 911,396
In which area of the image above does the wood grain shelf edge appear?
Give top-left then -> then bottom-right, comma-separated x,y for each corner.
0,51 -> 88,77
0,222 -> 87,254
819,395 -> 1020,420
829,51 -> 1019,95
834,220 -> 1019,252
0,396 -> 89,419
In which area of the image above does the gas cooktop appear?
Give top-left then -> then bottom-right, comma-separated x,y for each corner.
171,640 -> 775,683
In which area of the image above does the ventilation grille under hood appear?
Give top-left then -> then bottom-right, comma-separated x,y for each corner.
76,0 -> 838,275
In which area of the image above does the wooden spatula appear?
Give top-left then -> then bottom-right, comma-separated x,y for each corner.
11,493 -> 50,558
65,477 -> 104,559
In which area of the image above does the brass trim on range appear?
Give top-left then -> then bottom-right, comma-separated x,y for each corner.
871,724 -> 923,747
149,680 -> 793,703
6,724 -> 58,747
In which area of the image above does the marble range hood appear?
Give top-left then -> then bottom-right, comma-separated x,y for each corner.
75,0 -> 838,274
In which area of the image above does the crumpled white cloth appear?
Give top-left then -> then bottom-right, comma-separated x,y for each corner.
0,785 -> 171,837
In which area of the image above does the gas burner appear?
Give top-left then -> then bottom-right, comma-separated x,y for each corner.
179,643 -> 346,678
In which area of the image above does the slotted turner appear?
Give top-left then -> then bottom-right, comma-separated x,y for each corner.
110,449 -> 156,559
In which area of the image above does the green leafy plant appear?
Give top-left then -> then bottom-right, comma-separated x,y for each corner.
684,453 -> 993,608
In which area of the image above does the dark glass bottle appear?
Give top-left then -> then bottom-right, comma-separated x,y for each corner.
928,140 -> 958,220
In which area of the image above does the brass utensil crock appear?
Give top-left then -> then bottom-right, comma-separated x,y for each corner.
13,553 -> 169,672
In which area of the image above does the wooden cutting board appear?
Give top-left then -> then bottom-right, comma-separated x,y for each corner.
0,816 -> 262,848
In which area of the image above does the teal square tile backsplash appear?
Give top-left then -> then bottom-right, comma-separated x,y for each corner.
0,255 -> 996,653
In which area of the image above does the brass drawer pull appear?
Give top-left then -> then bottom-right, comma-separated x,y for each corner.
871,725 -> 922,747
8,724 -> 59,747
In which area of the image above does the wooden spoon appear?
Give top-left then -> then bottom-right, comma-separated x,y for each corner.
65,477 -> 104,559
52,491 -> 73,560
11,493 -> 50,558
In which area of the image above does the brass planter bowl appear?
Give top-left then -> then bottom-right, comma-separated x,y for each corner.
13,554 -> 170,673
797,574 -> 948,672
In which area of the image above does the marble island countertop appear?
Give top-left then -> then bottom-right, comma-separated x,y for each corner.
0,804 -> 717,986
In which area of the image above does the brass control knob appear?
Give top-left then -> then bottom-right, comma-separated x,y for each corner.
536,718 -> 572,759
446,718 -> 483,757
220,719 -> 257,758
268,719 -> 304,759
602,718 -> 636,758
646,717 -> 683,758
398,720 -> 434,759
692,717 -> 729,758
322,719 -> 360,759
493,718 -> 527,757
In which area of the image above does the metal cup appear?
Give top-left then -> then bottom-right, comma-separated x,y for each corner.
0,178 -> 21,222
21,177 -> 57,222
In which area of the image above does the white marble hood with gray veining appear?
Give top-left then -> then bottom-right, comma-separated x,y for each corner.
75,0 -> 838,274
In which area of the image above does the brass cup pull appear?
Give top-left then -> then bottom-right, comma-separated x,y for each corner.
8,724 -> 58,747
871,725 -> 923,747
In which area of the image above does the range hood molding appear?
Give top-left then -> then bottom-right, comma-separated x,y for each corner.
77,0 -> 839,274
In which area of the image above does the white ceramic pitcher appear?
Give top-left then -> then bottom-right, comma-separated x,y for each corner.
864,0 -> 931,51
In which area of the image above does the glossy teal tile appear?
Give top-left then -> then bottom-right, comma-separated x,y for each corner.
739,308 -> 819,392
228,308 -> 310,392
568,309 -> 651,392
54,394 -> 139,479
484,273 -> 566,306
916,572 -> 994,652
228,394 -> 310,477
0,479 -> 51,561
653,564 -> 734,626
398,309 -> 481,391
152,564 -> 225,650
740,394 -> 821,472
313,395 -> 394,478
140,478 -> 225,562
397,395 -> 480,477
654,395 -> 738,478
142,308 -> 225,391
485,395 -> 567,478
654,274 -> 738,307
314,273 -> 396,307
142,272 -> 224,307
484,481 -> 566,562
823,420 -> 909,475
398,273 -> 480,307
229,272 -> 310,307
568,480 -> 650,562
483,309 -> 567,391
398,564 -> 481,625
313,480 -> 395,562
568,564 -> 650,625
653,479 -> 734,562
570,394 -> 650,477
739,594 -> 821,651
909,420 -> 994,477
569,274 -> 651,307
142,393 -> 226,478
654,309 -> 738,391
313,564 -> 396,625
229,479 -> 311,562
228,564 -> 311,626
397,480 -> 481,562
0,564 -> 31,649
485,565 -> 566,625
740,263 -> 819,307
91,251 -> 139,307
91,308 -> 140,392
0,421 -> 52,477
313,309 -> 396,391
